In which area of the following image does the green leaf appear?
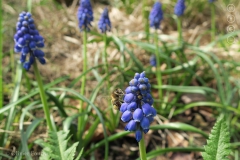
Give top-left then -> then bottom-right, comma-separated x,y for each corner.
39,130 -> 79,160
202,115 -> 231,160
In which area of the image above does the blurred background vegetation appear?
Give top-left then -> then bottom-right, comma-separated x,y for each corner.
1,0 -> 240,159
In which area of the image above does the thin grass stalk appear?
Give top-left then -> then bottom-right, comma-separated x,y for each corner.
211,3 -> 215,41
154,30 -> 162,108
33,59 -> 53,131
27,0 -> 32,13
139,133 -> 147,160
78,29 -> 87,139
0,0 -> 3,118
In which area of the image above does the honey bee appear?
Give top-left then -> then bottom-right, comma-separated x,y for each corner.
111,88 -> 124,110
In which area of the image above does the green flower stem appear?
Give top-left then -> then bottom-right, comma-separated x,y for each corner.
139,134 -> 147,160
211,3 -> 215,41
78,30 -> 88,139
154,30 -> 163,106
176,17 -> 188,63
142,0 -> 149,41
103,33 -> 109,85
103,33 -> 115,130
27,0 -> 32,13
177,16 -> 182,47
33,60 -> 53,131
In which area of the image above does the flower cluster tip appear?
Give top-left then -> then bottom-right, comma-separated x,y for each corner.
98,8 -> 111,33
174,0 -> 186,16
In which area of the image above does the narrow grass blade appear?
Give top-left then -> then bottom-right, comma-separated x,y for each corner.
1,76 -> 68,114
0,61 -> 22,147
111,35 -> 125,52
125,48 -> 144,71
173,102 -> 240,116
68,65 -> 104,88
153,85 -> 216,94
18,101 -> 42,160
20,118 -> 43,160
144,147 -> 204,160
46,91 -> 68,117
150,123 -> 208,138
63,113 -> 87,131
0,0 -> 3,116
0,153 -> 13,159
83,131 -> 129,156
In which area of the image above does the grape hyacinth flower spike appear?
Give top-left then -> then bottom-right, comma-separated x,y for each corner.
14,11 -> 46,70
98,8 -> 111,33
150,55 -> 156,67
149,2 -> 163,29
174,0 -> 186,16
120,72 -> 156,142
77,0 -> 94,31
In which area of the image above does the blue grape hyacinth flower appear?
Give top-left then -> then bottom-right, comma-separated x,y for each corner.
149,2 -> 163,29
98,8 -> 111,33
120,71 -> 156,142
14,11 -> 46,70
174,0 -> 186,16
77,0 -> 94,31
150,55 -> 156,67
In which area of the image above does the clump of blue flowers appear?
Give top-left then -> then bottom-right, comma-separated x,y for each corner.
149,2 -> 163,29
98,8 -> 111,33
174,0 -> 186,16
150,55 -> 156,67
77,0 -> 94,31
120,72 -> 156,142
14,11 -> 45,70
